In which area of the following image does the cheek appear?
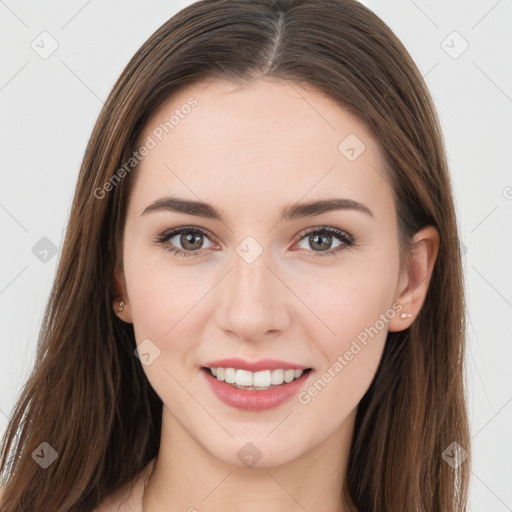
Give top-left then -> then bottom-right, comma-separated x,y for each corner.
295,277 -> 393,431
300,253 -> 397,385
308,262 -> 396,342
123,251 -> 207,397
124,239 -> 200,332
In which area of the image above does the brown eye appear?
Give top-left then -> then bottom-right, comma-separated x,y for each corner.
178,232 -> 205,251
308,232 -> 334,251
295,227 -> 354,257
155,227 -> 215,257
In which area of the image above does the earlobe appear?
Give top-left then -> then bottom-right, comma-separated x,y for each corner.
388,226 -> 440,332
112,298 -> 133,324
112,269 -> 133,323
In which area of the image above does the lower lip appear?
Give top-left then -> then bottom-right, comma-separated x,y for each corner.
201,368 -> 313,411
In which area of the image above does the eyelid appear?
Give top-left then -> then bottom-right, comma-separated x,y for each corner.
154,225 -> 217,251
293,225 -> 354,244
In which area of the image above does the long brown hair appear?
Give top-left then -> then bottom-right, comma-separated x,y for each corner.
0,1 -> 470,510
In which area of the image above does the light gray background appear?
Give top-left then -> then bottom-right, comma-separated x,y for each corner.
1,1 -> 511,509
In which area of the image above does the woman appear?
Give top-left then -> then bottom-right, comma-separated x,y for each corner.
0,0 -> 471,510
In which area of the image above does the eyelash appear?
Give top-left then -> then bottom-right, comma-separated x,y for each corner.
154,225 -> 355,259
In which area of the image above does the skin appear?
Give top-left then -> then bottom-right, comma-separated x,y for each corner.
112,77 -> 439,511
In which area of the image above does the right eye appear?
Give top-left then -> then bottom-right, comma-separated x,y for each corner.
154,226 -> 216,257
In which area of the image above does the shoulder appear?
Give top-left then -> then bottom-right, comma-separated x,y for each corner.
92,480 -> 137,512
0,459 -> 156,511
0,475 -> 126,512
93,458 -> 156,512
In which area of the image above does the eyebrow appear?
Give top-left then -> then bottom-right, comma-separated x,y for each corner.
141,196 -> 374,221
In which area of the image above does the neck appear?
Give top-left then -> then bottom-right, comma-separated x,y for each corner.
142,406 -> 356,512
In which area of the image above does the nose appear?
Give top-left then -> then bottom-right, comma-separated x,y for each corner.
214,248 -> 291,342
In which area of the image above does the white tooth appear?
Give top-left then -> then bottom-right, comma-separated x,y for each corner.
271,369 -> 284,385
235,369 -> 253,386
214,367 -> 304,386
224,367 -> 236,383
253,370 -> 272,387
284,369 -> 295,383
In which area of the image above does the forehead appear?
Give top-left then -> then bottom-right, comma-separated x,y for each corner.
129,78 -> 393,221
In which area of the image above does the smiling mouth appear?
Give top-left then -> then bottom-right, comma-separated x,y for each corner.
201,366 -> 313,391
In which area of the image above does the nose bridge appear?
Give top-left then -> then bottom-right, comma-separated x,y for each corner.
232,247 -> 271,302
216,242 -> 289,338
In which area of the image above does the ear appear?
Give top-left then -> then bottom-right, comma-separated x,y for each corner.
388,226 -> 440,332
112,268 -> 133,324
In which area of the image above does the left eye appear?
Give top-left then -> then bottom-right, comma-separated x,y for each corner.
294,227 -> 352,256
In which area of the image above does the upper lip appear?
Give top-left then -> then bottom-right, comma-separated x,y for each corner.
202,357 -> 311,372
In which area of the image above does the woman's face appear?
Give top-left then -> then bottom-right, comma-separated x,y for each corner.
116,78 -> 409,467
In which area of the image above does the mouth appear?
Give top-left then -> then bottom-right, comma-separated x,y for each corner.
201,366 -> 313,391
200,364 -> 314,411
